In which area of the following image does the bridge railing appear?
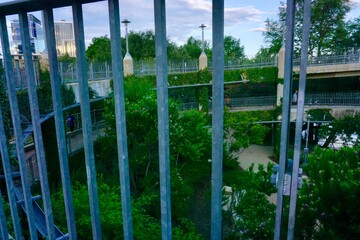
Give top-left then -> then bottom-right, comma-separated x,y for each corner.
305,92 -> 360,106
179,92 -> 360,111
59,57 -> 277,82
294,52 -> 360,66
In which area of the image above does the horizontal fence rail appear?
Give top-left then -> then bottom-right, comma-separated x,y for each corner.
293,51 -> 360,66
8,51 -> 359,87
60,57 -> 277,82
179,92 -> 360,111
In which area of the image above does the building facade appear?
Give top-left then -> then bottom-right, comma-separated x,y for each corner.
10,14 -> 45,54
54,20 -> 76,57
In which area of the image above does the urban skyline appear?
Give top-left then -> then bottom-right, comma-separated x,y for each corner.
1,0 -> 360,57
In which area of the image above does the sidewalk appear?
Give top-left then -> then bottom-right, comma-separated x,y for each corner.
236,145 -> 277,204
236,145 -> 275,171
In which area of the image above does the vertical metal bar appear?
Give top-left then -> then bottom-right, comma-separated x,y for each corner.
72,2 -> 102,239
108,0 -> 133,238
274,0 -> 296,239
0,18 -> 22,236
43,7 -> 77,239
0,14 -> 38,240
154,0 -> 172,239
0,105 -> 22,239
211,0 -> 224,239
19,11 -> 56,240
287,0 -> 311,238
0,189 -> 9,240
60,62 -> 64,84
15,60 -> 21,88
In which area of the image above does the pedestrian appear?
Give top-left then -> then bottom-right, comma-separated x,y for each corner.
66,113 -> 76,132
292,90 -> 298,105
225,94 -> 231,108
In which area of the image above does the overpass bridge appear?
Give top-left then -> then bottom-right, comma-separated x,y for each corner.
58,50 -> 360,102
292,52 -> 360,79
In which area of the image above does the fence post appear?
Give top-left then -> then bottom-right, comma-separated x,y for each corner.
90,62 -> 94,80
15,60 -> 22,88
71,65 -> 74,82
59,62 -> 64,84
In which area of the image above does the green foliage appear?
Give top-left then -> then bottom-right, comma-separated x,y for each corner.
223,67 -> 278,83
295,147 -> 360,239
86,36 -> 112,63
51,178 -> 201,240
58,53 -> 76,63
101,79 -> 213,229
307,109 -> 333,121
0,64 -> 12,139
16,68 -> 75,121
224,36 -> 245,60
263,0 -> 352,57
223,164 -> 276,239
1,196 -> 15,237
224,110 -> 272,153
126,30 -> 156,60
318,114 -> 360,148
346,17 -> 360,49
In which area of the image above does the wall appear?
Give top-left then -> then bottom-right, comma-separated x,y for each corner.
66,78 -> 111,102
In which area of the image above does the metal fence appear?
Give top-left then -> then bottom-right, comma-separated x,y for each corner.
60,57 -> 277,82
180,93 -> 360,111
305,92 -> 360,106
293,51 -> 360,66
13,60 -> 40,90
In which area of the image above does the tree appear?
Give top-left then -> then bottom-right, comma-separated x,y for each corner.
101,77 -> 213,219
223,164 -> 276,239
179,36 -> 202,59
224,35 -> 245,60
0,64 -> 12,139
224,110 -> 272,153
126,30 -> 156,60
346,17 -> 360,49
86,36 -> 112,63
51,178 -> 202,240
295,146 -> 360,239
318,114 -> 360,148
262,0 -> 352,57
308,0 -> 351,56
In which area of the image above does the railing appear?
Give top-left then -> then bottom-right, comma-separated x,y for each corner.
65,109 -> 105,155
294,52 -> 360,66
59,57 -> 277,82
179,92 -> 360,111
305,92 -> 360,106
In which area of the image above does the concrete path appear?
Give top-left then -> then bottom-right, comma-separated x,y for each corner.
236,145 -> 277,204
236,145 -> 275,171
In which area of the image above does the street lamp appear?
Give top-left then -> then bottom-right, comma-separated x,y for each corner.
304,114 -> 312,165
199,24 -> 206,53
121,18 -> 131,55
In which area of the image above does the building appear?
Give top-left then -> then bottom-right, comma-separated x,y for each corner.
10,14 -> 45,54
54,20 -> 76,57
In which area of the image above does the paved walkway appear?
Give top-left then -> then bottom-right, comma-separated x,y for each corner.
66,123 -> 105,154
236,145 -> 275,171
236,145 -> 277,204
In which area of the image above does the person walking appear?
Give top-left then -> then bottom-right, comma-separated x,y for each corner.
66,113 -> 76,132
292,90 -> 298,105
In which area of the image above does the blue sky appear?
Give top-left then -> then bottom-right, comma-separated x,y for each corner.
1,0 -> 360,57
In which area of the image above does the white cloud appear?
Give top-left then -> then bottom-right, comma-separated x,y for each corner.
248,27 -> 266,32
350,0 -> 360,5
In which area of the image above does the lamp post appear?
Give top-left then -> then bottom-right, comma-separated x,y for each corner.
198,24 -> 207,70
199,24 -> 206,53
304,114 -> 312,165
121,18 -> 131,55
121,18 -> 133,76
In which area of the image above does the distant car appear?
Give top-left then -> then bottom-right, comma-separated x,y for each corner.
317,133 -> 358,149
